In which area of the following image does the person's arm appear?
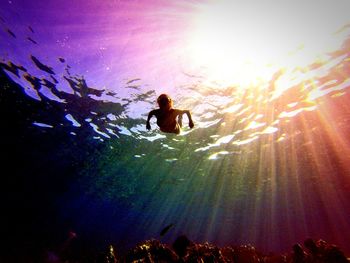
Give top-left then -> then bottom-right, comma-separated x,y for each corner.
146,110 -> 155,130
178,110 -> 194,128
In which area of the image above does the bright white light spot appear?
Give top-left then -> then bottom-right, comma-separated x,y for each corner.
166,158 -> 178,162
208,151 -> 229,160
90,123 -> 111,138
232,136 -> 259,145
33,122 -> 53,128
261,126 -> 278,134
65,114 -> 81,127
107,113 -> 117,121
116,125 -> 132,136
221,104 -> 243,114
244,121 -> 266,130
216,134 -> 235,144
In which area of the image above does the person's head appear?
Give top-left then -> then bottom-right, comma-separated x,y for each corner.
157,94 -> 173,110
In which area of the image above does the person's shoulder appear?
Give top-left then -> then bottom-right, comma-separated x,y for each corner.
149,108 -> 160,115
173,108 -> 186,114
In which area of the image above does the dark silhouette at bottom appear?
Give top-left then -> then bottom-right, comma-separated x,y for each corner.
44,236 -> 349,263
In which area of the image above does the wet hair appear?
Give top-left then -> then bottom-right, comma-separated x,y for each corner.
157,94 -> 172,109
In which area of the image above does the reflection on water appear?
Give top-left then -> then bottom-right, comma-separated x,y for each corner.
1,3 -> 350,259
2,41 -> 349,148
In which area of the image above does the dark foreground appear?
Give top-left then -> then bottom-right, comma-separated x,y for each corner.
42,236 -> 348,263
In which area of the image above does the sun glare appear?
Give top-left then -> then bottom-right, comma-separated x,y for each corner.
186,2 -> 275,87
185,0 -> 349,88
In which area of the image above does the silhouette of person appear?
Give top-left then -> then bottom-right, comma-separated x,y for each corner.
146,94 -> 194,134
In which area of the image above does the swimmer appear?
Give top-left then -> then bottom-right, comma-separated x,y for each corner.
146,94 -> 194,134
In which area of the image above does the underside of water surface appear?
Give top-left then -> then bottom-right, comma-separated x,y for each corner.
1,0 -> 350,261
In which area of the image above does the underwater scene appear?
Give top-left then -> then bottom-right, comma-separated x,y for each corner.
1,0 -> 350,262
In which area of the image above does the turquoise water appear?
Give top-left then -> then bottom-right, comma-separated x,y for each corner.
1,1 -> 350,260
